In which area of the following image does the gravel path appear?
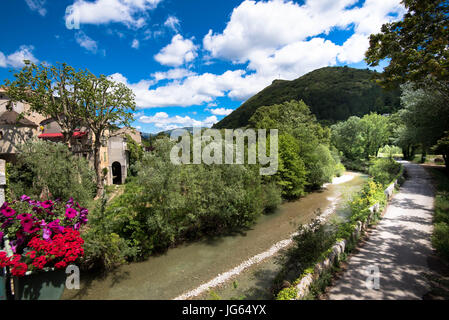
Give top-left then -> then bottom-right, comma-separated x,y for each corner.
327,162 -> 435,300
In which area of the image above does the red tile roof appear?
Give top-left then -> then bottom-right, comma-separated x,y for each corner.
38,131 -> 87,139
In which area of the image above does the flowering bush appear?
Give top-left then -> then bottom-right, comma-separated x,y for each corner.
0,196 -> 87,276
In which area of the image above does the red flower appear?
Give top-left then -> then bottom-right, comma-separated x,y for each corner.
8,254 -> 22,266
11,263 -> 28,277
32,256 -> 47,270
26,251 -> 37,259
0,251 -> 10,268
54,261 -> 67,269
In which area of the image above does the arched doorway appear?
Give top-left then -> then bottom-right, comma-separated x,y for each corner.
112,161 -> 122,185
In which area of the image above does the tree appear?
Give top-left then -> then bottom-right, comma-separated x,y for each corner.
331,116 -> 365,161
396,83 -> 449,164
359,113 -> 391,158
125,133 -> 144,177
365,0 -> 449,95
331,113 -> 391,161
82,74 -> 136,197
276,134 -> 307,199
3,61 -> 86,143
248,100 -> 337,194
4,62 -> 136,197
433,133 -> 449,170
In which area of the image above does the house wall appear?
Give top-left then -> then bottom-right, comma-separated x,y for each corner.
107,136 -> 128,185
0,125 -> 37,159
0,92 -> 46,128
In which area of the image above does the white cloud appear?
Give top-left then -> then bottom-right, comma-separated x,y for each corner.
65,0 -> 163,28
0,45 -> 39,68
108,0 -> 405,109
164,16 -> 180,32
75,31 -> 98,53
203,0 -> 405,70
0,52 -> 6,68
138,112 -> 218,130
154,34 -> 198,67
203,0 -> 352,63
131,39 -> 140,49
151,68 -> 196,82
207,108 -> 235,116
246,37 -> 341,80
25,0 -> 47,16
109,70 -> 262,108
337,33 -> 370,63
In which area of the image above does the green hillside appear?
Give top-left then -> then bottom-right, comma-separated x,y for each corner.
213,66 -> 401,129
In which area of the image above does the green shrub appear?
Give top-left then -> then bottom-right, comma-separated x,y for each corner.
8,140 -> 96,206
276,286 -> 298,300
287,220 -> 337,273
368,157 -> 401,186
81,196 -> 138,270
306,144 -> 338,188
101,137 -> 266,259
434,192 -> 449,225
262,182 -> 282,213
276,134 -> 307,199
334,163 -> 346,177
273,217 -> 337,294
432,222 -> 449,262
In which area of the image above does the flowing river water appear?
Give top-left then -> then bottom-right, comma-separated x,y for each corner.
62,172 -> 366,300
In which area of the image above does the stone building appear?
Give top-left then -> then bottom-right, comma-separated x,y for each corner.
0,88 -> 46,162
0,88 -> 141,185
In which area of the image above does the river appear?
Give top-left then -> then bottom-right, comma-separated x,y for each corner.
62,172 -> 366,300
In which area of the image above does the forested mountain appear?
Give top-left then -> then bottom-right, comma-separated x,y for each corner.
213,66 -> 401,129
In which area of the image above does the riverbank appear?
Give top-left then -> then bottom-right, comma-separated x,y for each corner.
62,172 -> 366,300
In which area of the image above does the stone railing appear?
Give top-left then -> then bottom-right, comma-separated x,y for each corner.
292,178 -> 400,300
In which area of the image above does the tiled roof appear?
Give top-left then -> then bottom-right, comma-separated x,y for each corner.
0,110 -> 38,127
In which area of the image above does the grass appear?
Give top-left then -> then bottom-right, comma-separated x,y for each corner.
412,154 -> 446,165
426,166 -> 449,262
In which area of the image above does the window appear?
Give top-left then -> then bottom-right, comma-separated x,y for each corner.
104,152 -> 107,162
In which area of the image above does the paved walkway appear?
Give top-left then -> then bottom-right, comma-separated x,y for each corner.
327,162 -> 435,300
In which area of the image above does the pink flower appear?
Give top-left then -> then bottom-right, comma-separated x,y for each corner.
1,207 -> 16,217
40,200 -> 53,209
21,217 -> 39,234
16,213 -> 31,220
43,228 -> 52,240
65,208 -> 78,219
20,195 -> 31,202
48,220 -> 64,233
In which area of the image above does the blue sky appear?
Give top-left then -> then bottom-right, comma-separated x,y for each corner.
0,0 -> 404,133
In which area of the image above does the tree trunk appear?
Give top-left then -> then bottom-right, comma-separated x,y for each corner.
443,153 -> 449,171
93,134 -> 104,198
62,131 -> 71,146
402,147 -> 409,160
411,146 -> 417,160
421,150 -> 427,163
